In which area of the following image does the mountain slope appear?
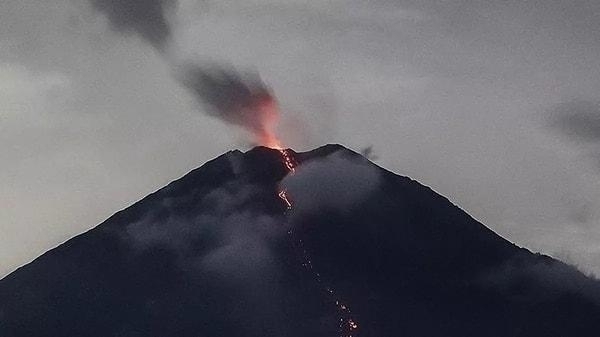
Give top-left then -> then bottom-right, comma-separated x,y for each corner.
1,144 -> 599,337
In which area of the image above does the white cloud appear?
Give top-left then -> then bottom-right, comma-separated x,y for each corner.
281,151 -> 381,215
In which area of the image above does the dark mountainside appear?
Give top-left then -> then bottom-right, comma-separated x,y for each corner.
1,144 -> 599,336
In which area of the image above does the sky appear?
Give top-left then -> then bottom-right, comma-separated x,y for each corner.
1,0 -> 600,278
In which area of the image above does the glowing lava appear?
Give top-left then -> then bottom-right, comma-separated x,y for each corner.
278,190 -> 292,210
280,149 -> 297,173
275,147 -> 359,337
251,93 -> 284,150
259,87 -> 359,335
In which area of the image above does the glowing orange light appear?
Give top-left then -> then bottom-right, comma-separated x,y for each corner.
271,123 -> 359,337
280,149 -> 297,173
250,93 -> 285,149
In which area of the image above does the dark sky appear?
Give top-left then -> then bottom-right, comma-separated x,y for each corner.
1,0 -> 600,277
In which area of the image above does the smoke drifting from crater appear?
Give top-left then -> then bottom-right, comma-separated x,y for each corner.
178,64 -> 282,147
90,0 -> 283,146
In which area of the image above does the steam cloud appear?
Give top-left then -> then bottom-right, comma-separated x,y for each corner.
281,151 -> 381,215
90,0 -> 281,145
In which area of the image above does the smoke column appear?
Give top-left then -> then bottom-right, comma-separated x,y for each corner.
178,64 -> 282,147
90,0 -> 283,147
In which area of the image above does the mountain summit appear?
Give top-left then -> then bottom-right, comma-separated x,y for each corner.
1,145 -> 599,336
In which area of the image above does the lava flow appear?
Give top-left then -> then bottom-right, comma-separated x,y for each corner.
250,80 -> 358,335
275,147 -> 359,337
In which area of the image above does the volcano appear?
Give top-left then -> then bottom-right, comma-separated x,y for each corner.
1,144 -> 599,336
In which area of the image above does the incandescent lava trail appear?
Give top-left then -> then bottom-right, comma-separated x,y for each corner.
275,147 -> 360,337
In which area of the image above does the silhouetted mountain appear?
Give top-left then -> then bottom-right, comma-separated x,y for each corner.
1,144 -> 599,336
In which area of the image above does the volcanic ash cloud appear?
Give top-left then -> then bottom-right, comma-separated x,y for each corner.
177,64 -> 282,147
90,0 -> 284,147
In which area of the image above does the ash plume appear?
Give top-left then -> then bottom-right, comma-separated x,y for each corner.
90,0 -> 175,50
178,64 -> 281,146
89,0 -> 282,146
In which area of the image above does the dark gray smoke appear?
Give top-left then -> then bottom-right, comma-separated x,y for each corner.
89,0 -> 282,145
550,100 -> 600,142
90,0 -> 175,50
178,64 -> 279,145
549,100 -> 600,169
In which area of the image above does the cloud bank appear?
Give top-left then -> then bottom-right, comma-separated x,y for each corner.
281,151 -> 381,215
